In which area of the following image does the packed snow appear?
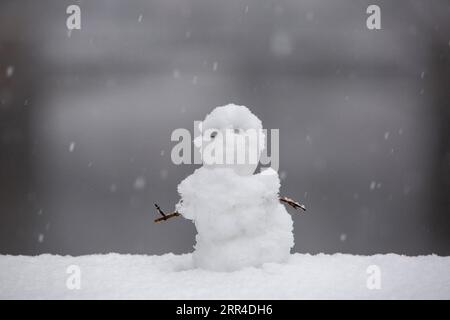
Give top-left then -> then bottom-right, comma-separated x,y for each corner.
1,253 -> 449,299
177,167 -> 293,271
193,104 -> 265,176
177,104 -> 293,271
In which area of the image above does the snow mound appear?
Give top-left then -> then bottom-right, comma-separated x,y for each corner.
177,167 -> 293,271
176,103 -> 293,272
1,253 -> 449,299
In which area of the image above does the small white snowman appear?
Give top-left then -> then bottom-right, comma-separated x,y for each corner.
154,104 -> 305,271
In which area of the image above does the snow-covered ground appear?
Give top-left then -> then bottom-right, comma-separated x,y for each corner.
0,253 -> 449,299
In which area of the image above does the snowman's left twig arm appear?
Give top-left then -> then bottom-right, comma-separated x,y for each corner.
279,196 -> 306,212
153,203 -> 181,223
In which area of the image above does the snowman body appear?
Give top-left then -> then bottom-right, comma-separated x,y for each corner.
176,104 -> 294,271
177,167 -> 294,271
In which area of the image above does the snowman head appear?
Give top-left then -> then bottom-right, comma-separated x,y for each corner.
194,104 -> 266,176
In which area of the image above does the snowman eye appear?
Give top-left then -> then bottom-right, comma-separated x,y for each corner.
210,131 -> 218,138
234,128 -> 241,134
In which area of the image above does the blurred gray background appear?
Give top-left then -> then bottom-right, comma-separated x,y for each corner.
0,0 -> 449,256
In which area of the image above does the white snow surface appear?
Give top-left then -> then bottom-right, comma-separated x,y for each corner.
1,253 -> 449,299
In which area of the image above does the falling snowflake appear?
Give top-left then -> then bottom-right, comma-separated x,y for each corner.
133,177 -> 146,190
306,11 -> 314,22
270,31 -> 293,57
160,169 -> 168,180
306,135 -> 312,144
6,66 -> 14,78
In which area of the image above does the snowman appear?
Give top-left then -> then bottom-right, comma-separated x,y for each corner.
154,104 -> 305,271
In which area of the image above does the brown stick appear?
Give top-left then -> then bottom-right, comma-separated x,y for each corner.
154,212 -> 181,223
153,197 -> 306,223
153,203 -> 181,223
279,196 -> 306,211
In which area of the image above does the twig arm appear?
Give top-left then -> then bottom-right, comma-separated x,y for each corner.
279,196 -> 306,212
153,203 -> 181,223
154,211 -> 181,223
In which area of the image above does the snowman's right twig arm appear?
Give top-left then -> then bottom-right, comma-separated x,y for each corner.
153,203 -> 181,223
279,196 -> 306,212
